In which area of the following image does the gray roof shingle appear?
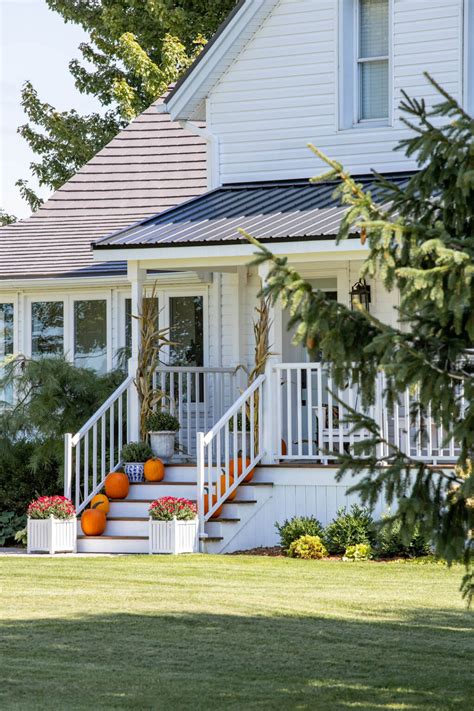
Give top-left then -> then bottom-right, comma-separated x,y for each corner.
0,95 -> 207,280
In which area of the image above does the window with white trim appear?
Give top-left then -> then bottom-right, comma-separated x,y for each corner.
339,0 -> 390,128
357,0 -> 389,121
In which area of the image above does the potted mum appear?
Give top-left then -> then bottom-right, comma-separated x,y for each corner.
145,411 -> 180,461
27,496 -> 76,554
148,496 -> 198,554
121,441 -> 154,482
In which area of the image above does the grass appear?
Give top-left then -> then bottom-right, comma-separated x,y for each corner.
1,556 -> 472,710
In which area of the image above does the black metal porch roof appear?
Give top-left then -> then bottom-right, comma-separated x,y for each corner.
93,174 -> 412,250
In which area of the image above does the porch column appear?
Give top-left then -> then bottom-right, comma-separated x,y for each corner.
127,261 -> 146,442
258,263 -> 283,464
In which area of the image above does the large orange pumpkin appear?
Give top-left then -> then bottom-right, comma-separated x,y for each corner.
81,508 -> 106,536
90,493 -> 109,514
144,458 -> 165,482
229,457 -> 255,483
104,471 -> 129,499
204,494 -> 223,519
219,473 -> 236,501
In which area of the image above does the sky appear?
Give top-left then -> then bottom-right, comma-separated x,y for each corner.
0,0 -> 101,218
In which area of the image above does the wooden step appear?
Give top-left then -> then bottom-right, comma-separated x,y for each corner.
77,535 -> 147,540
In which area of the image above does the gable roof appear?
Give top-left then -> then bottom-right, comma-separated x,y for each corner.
165,0 -> 278,121
93,174 -> 412,251
0,95 -> 207,281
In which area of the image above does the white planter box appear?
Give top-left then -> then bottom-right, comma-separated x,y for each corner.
149,517 -> 198,554
27,516 -> 77,554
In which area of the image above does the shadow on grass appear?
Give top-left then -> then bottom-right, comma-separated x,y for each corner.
1,608 -> 472,710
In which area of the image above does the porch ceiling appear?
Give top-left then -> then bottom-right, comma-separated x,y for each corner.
93,174 -> 412,254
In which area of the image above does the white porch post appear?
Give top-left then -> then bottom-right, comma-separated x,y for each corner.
259,263 -> 283,464
127,261 -> 146,442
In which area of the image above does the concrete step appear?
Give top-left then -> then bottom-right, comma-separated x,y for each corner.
77,535 -> 149,554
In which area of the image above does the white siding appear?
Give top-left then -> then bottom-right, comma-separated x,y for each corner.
209,0 -> 464,183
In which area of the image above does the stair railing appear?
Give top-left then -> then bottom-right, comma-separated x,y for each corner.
196,374 -> 266,541
64,374 -> 135,514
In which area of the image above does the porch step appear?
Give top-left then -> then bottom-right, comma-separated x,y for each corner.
76,535 -> 148,554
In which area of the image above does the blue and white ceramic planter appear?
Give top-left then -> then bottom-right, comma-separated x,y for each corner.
124,462 -> 144,483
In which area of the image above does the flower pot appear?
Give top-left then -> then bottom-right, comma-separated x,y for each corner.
149,517 -> 198,554
27,516 -> 77,554
124,462 -> 144,483
149,431 -> 176,461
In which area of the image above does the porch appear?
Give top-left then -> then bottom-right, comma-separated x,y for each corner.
64,361 -> 459,554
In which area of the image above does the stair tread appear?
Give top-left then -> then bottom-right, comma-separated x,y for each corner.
210,517 -> 240,523
78,535 -> 147,540
106,517 -> 148,521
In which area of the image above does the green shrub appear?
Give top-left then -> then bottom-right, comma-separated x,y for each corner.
324,505 -> 376,555
288,535 -> 328,559
375,516 -> 432,559
275,515 -> 324,552
0,511 -> 26,546
343,543 -> 372,561
121,441 -> 154,463
14,528 -> 27,547
145,411 -> 180,432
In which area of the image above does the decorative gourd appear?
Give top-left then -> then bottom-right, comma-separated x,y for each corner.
229,456 -> 255,483
90,494 -> 109,514
204,494 -> 223,519
219,474 -> 236,501
81,508 -> 106,536
104,471 -> 129,500
144,458 -> 165,482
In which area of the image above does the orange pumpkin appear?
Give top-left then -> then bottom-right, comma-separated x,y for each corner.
219,473 -> 236,501
204,494 -> 223,519
90,493 -> 109,514
144,458 -> 165,482
81,508 -> 106,536
229,457 -> 255,483
104,471 -> 129,499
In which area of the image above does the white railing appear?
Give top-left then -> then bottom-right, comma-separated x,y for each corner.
273,363 -> 462,464
196,374 -> 266,541
153,366 -> 240,458
64,374 -> 135,514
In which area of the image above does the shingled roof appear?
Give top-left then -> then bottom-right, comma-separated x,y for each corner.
0,95 -> 207,280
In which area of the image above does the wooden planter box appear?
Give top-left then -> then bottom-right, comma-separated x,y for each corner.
149,517 -> 198,554
27,516 -> 77,554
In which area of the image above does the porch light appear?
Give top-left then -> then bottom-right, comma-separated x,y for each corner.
350,279 -> 371,311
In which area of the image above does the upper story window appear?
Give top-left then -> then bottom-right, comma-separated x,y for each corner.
358,0 -> 389,121
339,0 -> 391,129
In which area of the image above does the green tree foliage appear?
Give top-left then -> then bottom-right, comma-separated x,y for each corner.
0,209 -> 16,226
0,356 -> 123,478
17,1 -> 237,208
246,76 -> 474,601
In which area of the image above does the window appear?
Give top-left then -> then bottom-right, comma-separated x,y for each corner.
31,302 -> 64,356
339,0 -> 390,128
124,297 -> 159,354
169,296 -> 204,367
357,0 -> 389,121
0,303 -> 14,404
74,300 -> 107,373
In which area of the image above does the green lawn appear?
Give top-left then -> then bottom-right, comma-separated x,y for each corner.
1,556 -> 472,710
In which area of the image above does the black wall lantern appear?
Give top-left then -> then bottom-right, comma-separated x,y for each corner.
350,278 -> 371,311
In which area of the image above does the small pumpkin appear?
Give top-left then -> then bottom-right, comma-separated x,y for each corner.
81,507 -> 106,536
229,456 -> 255,483
104,471 -> 129,500
90,493 -> 109,514
144,458 -> 165,482
204,493 -> 223,519
219,473 -> 236,501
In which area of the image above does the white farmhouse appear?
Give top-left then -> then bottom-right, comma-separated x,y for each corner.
1,0 -> 472,553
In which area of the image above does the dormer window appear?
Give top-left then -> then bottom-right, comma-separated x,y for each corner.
358,0 -> 389,121
339,0 -> 391,129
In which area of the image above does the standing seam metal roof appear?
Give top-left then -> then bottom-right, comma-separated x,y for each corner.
94,174 -> 412,250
